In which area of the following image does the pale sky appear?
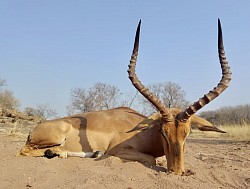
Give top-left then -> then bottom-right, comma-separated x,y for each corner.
0,1 -> 250,116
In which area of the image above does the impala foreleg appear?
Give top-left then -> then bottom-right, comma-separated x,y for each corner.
17,145 -> 103,159
110,147 -> 156,166
67,151 -> 103,158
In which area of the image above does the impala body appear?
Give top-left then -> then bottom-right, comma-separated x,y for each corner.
19,107 -> 147,159
18,19 -> 231,175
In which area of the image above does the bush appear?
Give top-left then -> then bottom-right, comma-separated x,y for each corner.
0,90 -> 20,109
24,104 -> 57,120
199,104 -> 250,125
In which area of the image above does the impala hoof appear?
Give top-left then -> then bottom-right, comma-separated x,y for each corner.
44,149 -> 59,159
91,151 -> 103,158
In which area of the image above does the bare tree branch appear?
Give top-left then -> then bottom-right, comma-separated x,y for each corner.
67,82 -> 122,115
24,104 -> 57,120
139,81 -> 190,115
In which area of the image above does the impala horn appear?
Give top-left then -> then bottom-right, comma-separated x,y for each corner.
178,19 -> 232,121
128,20 -> 173,122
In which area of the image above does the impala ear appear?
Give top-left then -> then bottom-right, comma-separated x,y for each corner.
191,115 -> 226,133
127,113 -> 162,133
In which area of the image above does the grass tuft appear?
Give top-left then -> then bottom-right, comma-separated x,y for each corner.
191,124 -> 250,141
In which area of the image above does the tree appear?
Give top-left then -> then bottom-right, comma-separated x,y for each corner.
24,104 -> 57,120
67,82 -> 122,114
0,78 -> 19,109
139,81 -> 190,115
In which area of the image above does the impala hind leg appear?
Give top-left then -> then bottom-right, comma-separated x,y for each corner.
17,146 -> 68,158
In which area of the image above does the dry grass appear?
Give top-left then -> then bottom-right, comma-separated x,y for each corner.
191,124 -> 250,141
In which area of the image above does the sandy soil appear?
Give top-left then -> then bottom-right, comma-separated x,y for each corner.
0,133 -> 249,189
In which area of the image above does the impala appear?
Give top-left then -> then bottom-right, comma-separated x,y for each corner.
18,19 -> 231,175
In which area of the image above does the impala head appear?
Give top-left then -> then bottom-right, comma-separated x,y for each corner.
128,20 -> 231,175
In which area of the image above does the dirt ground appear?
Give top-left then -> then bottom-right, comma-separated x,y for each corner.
0,133 -> 249,189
